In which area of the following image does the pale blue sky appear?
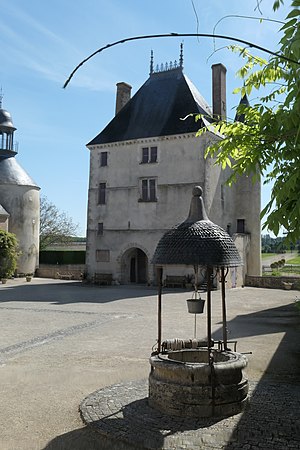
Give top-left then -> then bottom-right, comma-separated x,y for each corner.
0,0 -> 288,235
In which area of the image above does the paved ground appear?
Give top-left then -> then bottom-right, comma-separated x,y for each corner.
80,380 -> 300,450
0,278 -> 299,449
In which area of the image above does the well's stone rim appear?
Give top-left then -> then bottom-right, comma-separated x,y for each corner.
150,349 -> 248,372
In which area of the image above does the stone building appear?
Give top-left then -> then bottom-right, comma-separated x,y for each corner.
0,97 -> 40,274
85,51 -> 261,286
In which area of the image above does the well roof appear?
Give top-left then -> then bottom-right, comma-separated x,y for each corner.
152,186 -> 242,268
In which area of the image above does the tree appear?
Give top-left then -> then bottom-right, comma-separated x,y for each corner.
0,230 -> 18,278
40,196 -> 79,250
198,0 -> 300,242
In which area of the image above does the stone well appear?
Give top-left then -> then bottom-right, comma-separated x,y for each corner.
149,348 -> 248,417
150,186 -> 248,418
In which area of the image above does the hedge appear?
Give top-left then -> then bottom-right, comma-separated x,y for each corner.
39,251 -> 85,265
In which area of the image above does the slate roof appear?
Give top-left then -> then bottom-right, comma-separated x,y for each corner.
0,157 -> 39,188
87,67 -> 213,146
234,94 -> 249,123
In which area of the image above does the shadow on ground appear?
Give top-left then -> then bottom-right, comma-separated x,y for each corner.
0,281 -> 159,304
42,426 -> 106,450
213,302 -> 300,381
222,302 -> 300,449
43,301 -> 300,449
43,396 -> 225,450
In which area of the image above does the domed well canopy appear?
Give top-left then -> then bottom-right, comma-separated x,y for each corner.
152,186 -> 242,268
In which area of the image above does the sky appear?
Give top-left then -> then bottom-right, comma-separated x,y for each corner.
0,0 -> 289,236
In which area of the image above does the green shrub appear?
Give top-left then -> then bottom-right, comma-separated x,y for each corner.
39,250 -> 85,265
0,230 -> 19,278
271,270 -> 281,276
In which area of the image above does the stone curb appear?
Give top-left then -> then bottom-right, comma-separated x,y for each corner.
80,379 -> 300,450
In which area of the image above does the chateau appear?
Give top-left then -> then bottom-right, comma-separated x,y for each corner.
85,50 -> 261,286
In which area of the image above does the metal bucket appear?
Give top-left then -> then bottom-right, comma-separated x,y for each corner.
186,298 -> 205,314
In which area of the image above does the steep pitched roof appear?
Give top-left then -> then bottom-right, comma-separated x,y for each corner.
234,94 -> 250,123
87,67 -> 213,146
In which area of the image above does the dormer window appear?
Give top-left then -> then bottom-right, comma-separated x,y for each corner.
141,146 -> 157,164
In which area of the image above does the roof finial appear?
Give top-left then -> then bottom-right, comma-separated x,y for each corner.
179,42 -> 184,69
187,186 -> 208,222
0,87 -> 3,109
150,50 -> 154,75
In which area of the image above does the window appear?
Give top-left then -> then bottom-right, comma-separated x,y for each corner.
237,219 -> 245,233
96,249 -> 110,262
142,147 -> 149,164
97,222 -> 103,235
150,146 -> 157,163
140,178 -> 157,202
100,151 -> 108,167
98,183 -> 106,204
141,146 -> 157,163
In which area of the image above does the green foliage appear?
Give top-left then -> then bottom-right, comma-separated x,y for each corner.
198,0 -> 300,242
271,270 -> 281,276
261,234 -> 291,253
0,230 -> 19,278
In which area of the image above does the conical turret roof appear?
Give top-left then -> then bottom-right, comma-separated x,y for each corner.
0,157 -> 39,188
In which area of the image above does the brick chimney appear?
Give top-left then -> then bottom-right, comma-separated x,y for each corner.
211,64 -> 227,121
115,82 -> 132,115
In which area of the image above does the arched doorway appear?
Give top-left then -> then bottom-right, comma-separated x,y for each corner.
121,247 -> 148,284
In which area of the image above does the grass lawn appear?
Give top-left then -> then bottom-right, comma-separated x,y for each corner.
286,256 -> 300,264
280,267 -> 300,275
261,253 -> 276,259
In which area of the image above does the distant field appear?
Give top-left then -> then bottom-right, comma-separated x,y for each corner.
286,256 -> 300,264
261,253 -> 300,276
280,266 -> 300,275
261,253 -> 276,259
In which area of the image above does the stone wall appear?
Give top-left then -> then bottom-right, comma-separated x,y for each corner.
246,275 -> 300,290
36,264 -> 85,280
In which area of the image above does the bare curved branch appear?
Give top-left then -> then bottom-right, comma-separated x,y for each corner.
63,32 -> 299,89
212,15 -> 285,51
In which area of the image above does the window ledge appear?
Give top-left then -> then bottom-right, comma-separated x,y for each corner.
138,198 -> 157,203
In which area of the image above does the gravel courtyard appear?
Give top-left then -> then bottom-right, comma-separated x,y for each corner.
0,278 -> 299,449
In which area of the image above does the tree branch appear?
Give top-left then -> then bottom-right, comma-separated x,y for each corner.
63,32 -> 299,89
